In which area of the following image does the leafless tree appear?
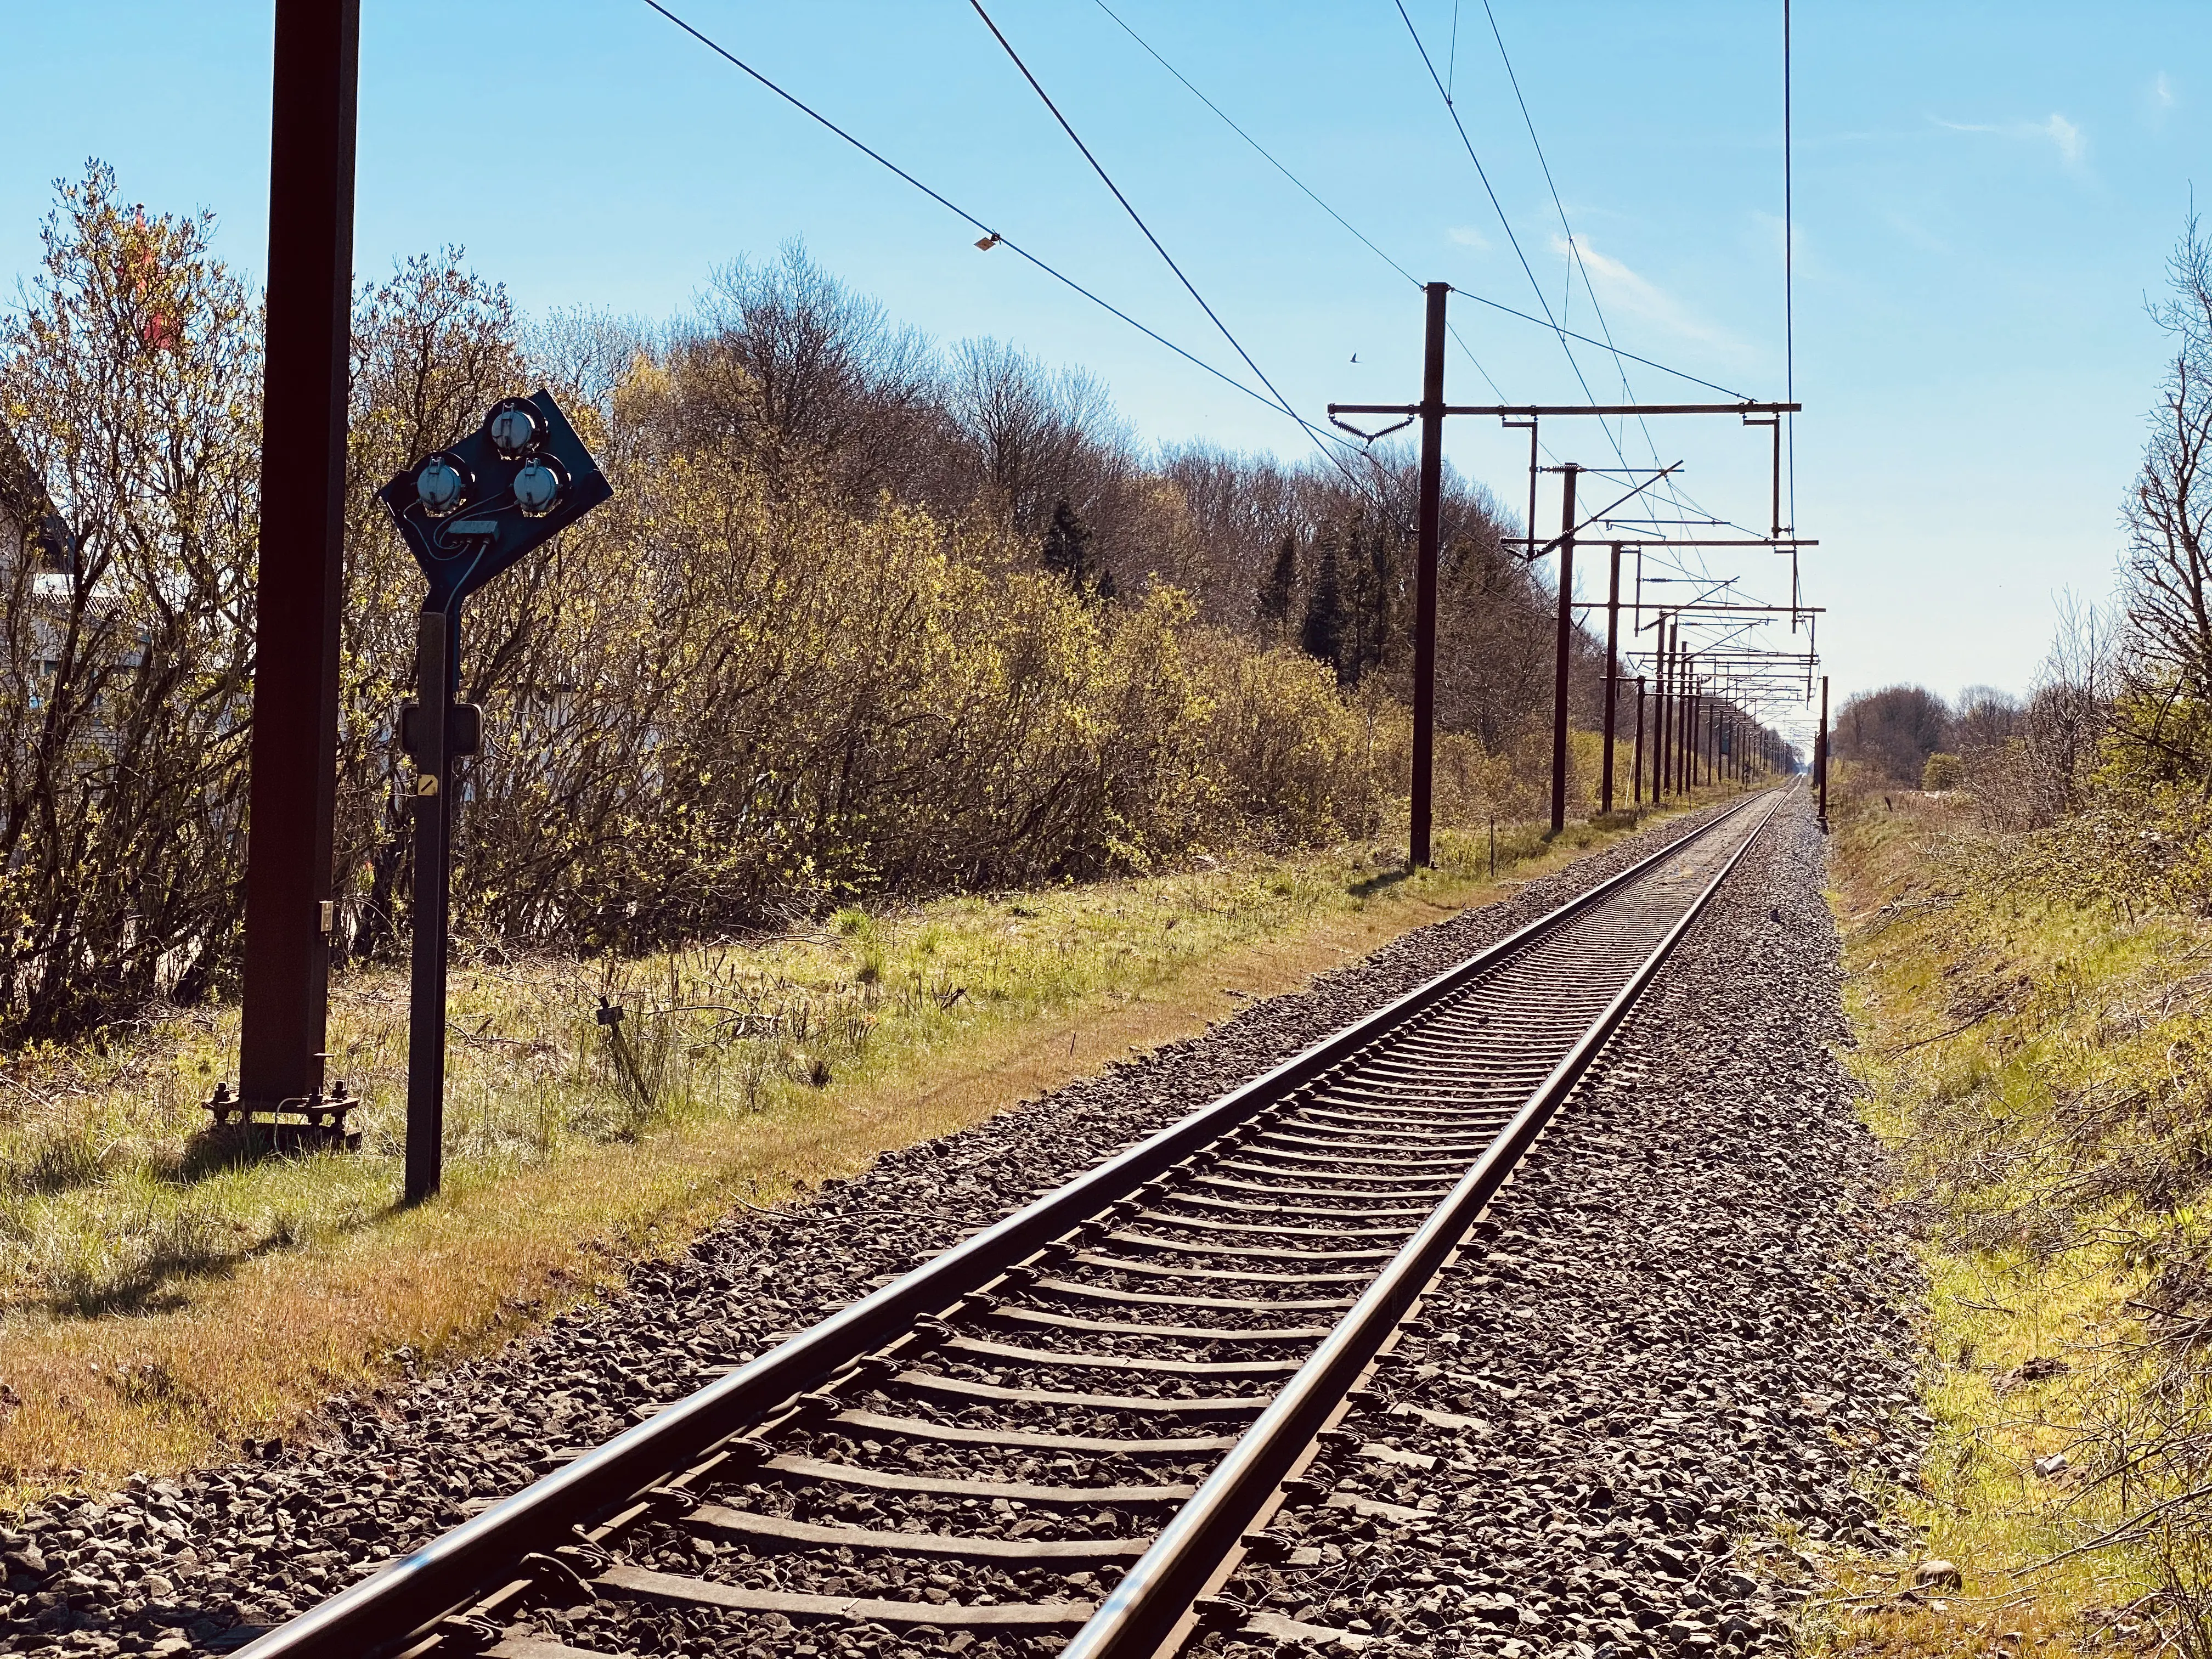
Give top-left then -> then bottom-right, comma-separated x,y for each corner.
0,164 -> 260,1035
2023,591 -> 2113,820
523,304 -> 655,430
2117,217 -> 2212,781
669,240 -> 950,507
947,337 -> 1130,533
1832,685 -> 1953,784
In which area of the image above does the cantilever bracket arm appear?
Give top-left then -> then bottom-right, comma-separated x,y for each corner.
1522,465 -> 1683,561
1327,400 -> 1802,419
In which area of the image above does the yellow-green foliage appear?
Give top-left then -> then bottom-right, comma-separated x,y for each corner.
1,172 -> 1745,1047
1826,777 -> 2212,1655
438,462 -> 1392,945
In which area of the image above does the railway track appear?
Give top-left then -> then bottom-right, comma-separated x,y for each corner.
239,791 -> 1781,1659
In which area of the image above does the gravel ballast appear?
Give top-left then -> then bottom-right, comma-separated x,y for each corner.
1,794 -> 1923,1659
1195,793 -> 1925,1657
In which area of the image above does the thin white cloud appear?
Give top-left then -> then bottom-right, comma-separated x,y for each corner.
1750,210 -> 1809,273
1934,112 -> 2087,171
1447,225 -> 1490,251
2148,72 -> 2178,128
1550,234 -> 1736,350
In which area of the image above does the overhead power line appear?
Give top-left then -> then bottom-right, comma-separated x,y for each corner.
1085,0 -> 1746,406
1784,0 -> 1797,530
1078,0 -> 1747,543
1391,0 -> 1570,363
1448,294 -> 1748,401
1087,0 -> 1422,291
1477,2 -> 1674,496
1393,0 -> 1701,561
964,0 -> 1313,440
635,0 -> 1334,441
1397,0 -> 1774,573
965,0 -> 1383,490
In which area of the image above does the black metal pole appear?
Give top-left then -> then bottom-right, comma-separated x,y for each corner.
1549,466 -> 1578,834
1672,676 -> 1690,800
1690,677 -> 1703,791
404,607 -> 459,1205
1632,675 -> 1646,806
1600,543 -> 1621,815
1409,283 -> 1448,868
236,0 -> 360,1114
1660,622 -> 1677,798
1690,676 -> 1707,792
1816,672 -> 1830,822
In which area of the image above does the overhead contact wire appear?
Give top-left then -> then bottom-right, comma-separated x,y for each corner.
966,0 -> 1384,495
1085,0 -> 1745,427
635,0 -> 1321,435
1087,0 -> 1423,292
1475,0 -> 1692,527
966,0 -> 1312,435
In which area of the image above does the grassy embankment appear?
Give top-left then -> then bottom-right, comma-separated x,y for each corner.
0,799 -> 1733,1502
1817,785 -> 2212,1658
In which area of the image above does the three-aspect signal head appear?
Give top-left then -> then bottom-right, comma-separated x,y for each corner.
377,389 -> 612,612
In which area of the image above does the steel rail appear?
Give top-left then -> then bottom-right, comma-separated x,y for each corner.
1061,788 -> 1784,1659
235,794 -> 1764,1659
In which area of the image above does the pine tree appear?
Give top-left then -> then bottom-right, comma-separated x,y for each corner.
1040,498 -> 1096,592
1300,539 -> 1346,680
1256,533 -> 1297,630
1356,522 -> 1393,680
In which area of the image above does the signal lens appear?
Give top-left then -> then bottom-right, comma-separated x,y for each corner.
514,458 -> 565,517
415,455 -> 466,517
487,404 -> 541,456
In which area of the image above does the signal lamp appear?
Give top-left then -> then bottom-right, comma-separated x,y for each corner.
513,456 -> 567,517
486,401 -> 543,457
414,454 -> 469,517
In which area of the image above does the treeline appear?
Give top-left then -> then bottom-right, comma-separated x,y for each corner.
0,164 -> 1629,1039
1829,669 -> 2099,827
1841,216 -> 2212,880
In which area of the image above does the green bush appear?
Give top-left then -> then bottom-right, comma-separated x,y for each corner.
1922,752 -> 1966,792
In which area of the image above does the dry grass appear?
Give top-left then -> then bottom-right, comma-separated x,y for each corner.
0,802 -> 1717,1500
1816,778 -> 2212,1657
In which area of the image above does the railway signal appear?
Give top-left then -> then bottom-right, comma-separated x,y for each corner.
379,393 -> 611,1204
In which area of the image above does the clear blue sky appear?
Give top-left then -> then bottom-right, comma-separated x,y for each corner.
6,2 -> 2205,740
